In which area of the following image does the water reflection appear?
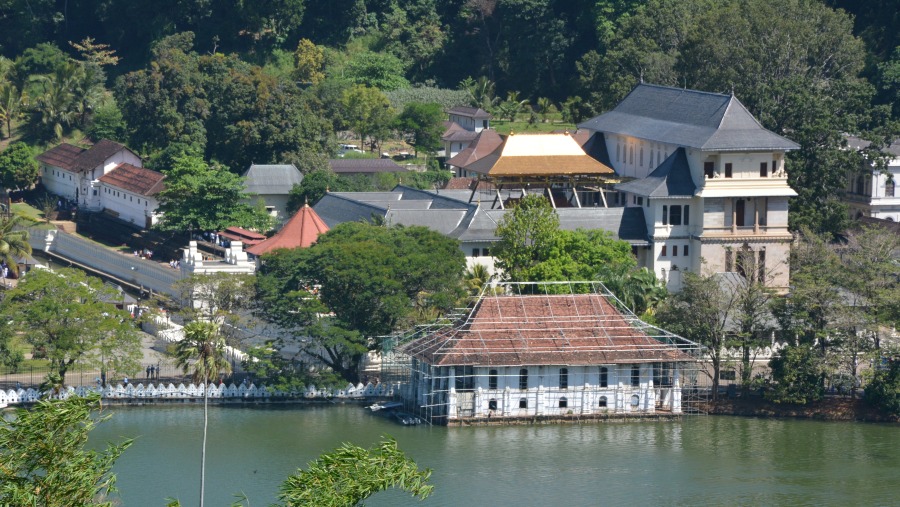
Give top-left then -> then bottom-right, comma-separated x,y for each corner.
87,404 -> 900,506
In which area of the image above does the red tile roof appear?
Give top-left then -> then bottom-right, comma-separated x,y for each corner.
36,143 -> 85,171
219,226 -> 267,246
97,164 -> 165,196
401,293 -> 695,367
447,129 -> 504,169
246,204 -> 330,255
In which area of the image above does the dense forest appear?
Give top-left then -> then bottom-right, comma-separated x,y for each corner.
0,0 -> 899,235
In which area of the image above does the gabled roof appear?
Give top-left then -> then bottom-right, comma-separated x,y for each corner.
574,131 -> 614,167
72,139 -> 129,172
97,164 -> 165,196
615,148 -> 696,198
447,106 -> 492,119
247,204 -> 329,256
242,164 -> 303,195
36,139 -> 135,173
328,158 -> 405,174
36,143 -> 85,170
441,122 -> 479,142
218,226 -> 266,246
578,83 -> 800,152
400,288 -> 697,367
446,129 -> 504,169
465,133 -> 615,177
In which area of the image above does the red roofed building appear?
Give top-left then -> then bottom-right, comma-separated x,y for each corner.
37,140 -> 142,209
387,281 -> 700,425
96,163 -> 165,228
246,203 -> 330,257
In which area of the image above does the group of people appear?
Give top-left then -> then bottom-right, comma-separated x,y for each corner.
168,258 -> 180,269
133,248 -> 154,260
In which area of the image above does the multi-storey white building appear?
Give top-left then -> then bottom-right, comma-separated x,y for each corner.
578,84 -> 800,290
37,140 -> 143,208
844,136 -> 900,222
441,106 -> 492,160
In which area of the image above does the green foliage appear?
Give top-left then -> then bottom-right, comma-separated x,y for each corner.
0,268 -> 142,384
154,155 -> 268,233
293,39 -> 325,85
864,352 -> 900,416
386,85 -> 468,110
395,102 -> 444,156
341,84 -> 396,148
492,195 -> 561,281
0,395 -> 132,507
0,142 -> 38,190
278,437 -> 433,507
86,101 -> 128,143
344,51 -> 410,91
767,344 -> 826,404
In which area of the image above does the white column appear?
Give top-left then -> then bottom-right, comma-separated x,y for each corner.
673,365 -> 683,414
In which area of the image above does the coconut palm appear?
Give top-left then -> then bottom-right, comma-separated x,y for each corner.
0,214 -> 33,276
0,83 -> 25,139
173,321 -> 232,507
463,263 -> 492,295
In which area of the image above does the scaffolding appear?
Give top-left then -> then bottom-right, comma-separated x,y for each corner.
382,281 -> 707,425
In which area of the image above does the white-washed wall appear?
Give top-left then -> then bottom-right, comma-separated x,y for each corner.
0,381 -> 395,407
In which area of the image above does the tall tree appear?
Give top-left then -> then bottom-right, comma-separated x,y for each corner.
173,320 -> 232,507
0,395 -> 132,507
492,194 -> 561,281
395,102 -> 444,157
0,268 -> 142,385
0,143 -> 38,191
341,85 -> 396,151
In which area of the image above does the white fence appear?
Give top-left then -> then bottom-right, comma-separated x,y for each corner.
0,381 -> 396,407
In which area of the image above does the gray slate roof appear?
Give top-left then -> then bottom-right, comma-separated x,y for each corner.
314,186 -> 649,245
448,106 -> 492,119
242,164 -> 303,195
615,148 -> 696,198
578,83 -> 800,152
578,131 -> 614,167
845,135 -> 900,157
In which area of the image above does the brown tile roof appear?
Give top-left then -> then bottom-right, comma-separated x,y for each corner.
247,204 -> 330,255
401,292 -> 696,367
72,139 -> 128,172
97,164 -> 165,196
446,129 -> 504,169
329,159 -> 406,174
441,122 -> 479,142
219,226 -> 267,246
36,143 -> 85,170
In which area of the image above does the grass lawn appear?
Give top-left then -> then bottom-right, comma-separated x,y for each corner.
11,202 -> 56,230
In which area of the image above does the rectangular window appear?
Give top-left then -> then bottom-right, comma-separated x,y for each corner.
559,368 -> 568,390
773,159 -> 778,175
760,162 -> 768,177
684,205 -> 690,225
483,248 -> 490,256
661,245 -> 667,257
725,163 -> 733,178
631,365 -> 640,387
616,144 -> 621,162
720,369 -> 737,381
662,205 -> 668,225
519,369 -> 528,390
704,162 -> 714,178
684,245 -> 689,257
669,205 -> 682,226
488,369 -> 498,390
886,180 -> 895,197
639,148 -> 644,167
600,367 -> 608,388
472,248 -> 479,257
637,197 -> 644,206
758,250 -> 766,282
519,398 -> 528,409
672,245 -> 678,256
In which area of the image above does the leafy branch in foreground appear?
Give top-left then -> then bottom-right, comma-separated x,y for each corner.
0,395 -> 132,507
278,437 -> 433,507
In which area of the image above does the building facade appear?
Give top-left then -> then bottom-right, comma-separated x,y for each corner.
579,84 -> 799,291
442,106 -> 492,160
37,140 -> 143,209
844,136 -> 900,222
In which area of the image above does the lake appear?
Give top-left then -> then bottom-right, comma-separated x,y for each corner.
87,403 -> 900,506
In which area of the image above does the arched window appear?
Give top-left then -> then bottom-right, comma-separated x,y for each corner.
519,368 -> 529,390
519,397 -> 528,409
488,369 -> 498,390
559,397 -> 568,408
598,396 -> 608,408
488,399 -> 498,411
886,180 -> 895,198
631,395 -> 640,407
856,175 -> 866,195
631,365 -> 640,387
559,368 -> 568,389
600,367 -> 608,388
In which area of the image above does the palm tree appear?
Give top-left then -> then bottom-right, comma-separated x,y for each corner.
0,214 -> 33,276
0,83 -> 25,139
173,321 -> 232,507
463,263 -> 492,296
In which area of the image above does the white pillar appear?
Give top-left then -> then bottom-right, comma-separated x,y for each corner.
673,365 -> 683,414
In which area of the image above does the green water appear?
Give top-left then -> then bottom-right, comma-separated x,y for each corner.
88,403 -> 899,506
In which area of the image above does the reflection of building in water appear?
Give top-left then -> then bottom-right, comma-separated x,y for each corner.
382,281 -> 703,425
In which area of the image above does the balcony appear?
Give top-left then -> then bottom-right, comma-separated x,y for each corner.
697,177 -> 797,198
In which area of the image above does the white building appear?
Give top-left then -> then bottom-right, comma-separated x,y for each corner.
389,283 -> 700,425
844,136 -> 900,222
578,84 -> 800,291
242,164 -> 304,224
442,106 -> 492,160
36,140 -> 142,209
96,164 -> 165,228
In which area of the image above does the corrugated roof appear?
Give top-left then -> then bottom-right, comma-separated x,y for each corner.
35,143 -> 85,170
97,164 -> 166,196
578,83 -> 800,152
242,164 -> 303,195
448,106 -> 492,119
615,148 -> 696,197
247,204 -> 329,255
328,159 -> 405,174
400,292 -> 695,367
